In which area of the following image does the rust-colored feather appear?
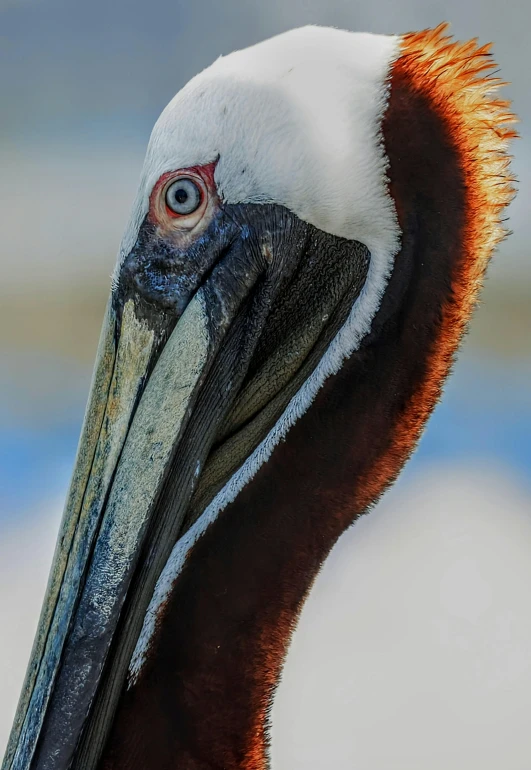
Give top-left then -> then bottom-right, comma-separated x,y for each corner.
357,24 -> 517,511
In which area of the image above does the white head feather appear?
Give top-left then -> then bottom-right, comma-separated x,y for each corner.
118,25 -> 400,259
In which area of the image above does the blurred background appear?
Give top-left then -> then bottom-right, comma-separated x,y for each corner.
0,0 -> 529,767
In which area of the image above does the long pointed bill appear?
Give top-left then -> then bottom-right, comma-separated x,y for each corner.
4,244 -> 265,770
3,201 -> 370,770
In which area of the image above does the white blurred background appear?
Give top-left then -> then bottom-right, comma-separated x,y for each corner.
0,0 -> 530,767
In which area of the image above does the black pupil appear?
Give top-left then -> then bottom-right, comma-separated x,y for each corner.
175,187 -> 189,204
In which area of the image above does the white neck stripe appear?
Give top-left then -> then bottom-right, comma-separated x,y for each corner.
127,26 -> 402,685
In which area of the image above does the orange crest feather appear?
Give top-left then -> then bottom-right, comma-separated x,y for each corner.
398,23 -> 517,267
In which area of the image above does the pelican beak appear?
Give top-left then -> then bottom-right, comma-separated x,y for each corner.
3,203 -> 369,770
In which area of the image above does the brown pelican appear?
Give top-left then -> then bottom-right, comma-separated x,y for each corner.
3,22 -> 516,770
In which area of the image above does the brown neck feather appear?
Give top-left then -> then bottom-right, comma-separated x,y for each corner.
100,30 -> 515,770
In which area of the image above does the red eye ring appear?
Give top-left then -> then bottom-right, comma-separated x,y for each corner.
149,163 -> 217,234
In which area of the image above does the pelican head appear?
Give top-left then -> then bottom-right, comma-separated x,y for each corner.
4,23 -> 515,770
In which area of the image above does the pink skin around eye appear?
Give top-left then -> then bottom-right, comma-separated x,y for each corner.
145,161 -> 220,248
148,161 -> 218,224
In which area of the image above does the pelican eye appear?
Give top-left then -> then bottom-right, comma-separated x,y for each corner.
165,177 -> 202,215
